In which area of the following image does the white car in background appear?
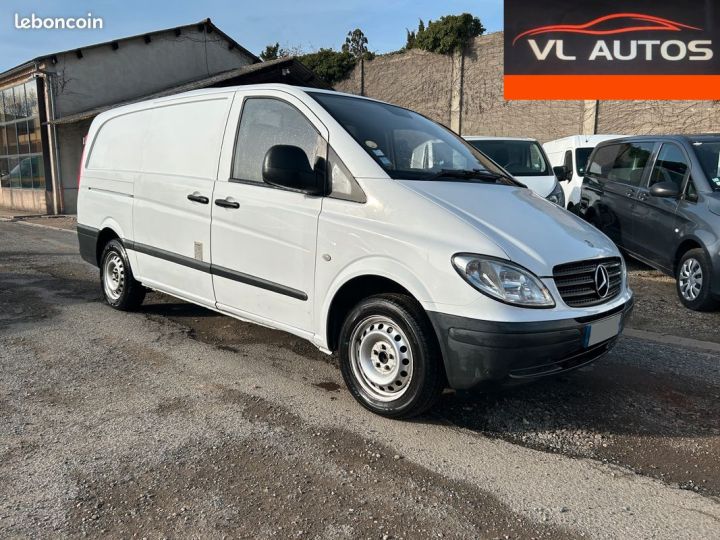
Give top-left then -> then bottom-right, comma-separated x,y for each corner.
544,135 -> 623,211
464,136 -> 565,206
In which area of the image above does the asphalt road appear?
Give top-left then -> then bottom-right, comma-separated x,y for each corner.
1,221 -> 719,539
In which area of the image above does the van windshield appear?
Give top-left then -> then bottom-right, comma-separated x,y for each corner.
467,140 -> 550,177
309,92 -> 515,184
691,140 -> 720,190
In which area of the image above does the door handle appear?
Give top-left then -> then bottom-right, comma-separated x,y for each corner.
637,192 -> 648,202
187,193 -> 209,204
625,190 -> 635,198
214,198 -> 240,209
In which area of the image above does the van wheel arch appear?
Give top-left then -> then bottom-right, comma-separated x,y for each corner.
326,276 -> 431,353
674,239 -> 703,274
96,227 -> 121,266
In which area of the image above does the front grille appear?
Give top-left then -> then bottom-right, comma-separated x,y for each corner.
553,257 -> 623,308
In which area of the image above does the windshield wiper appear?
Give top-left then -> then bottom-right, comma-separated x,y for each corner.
427,168 -> 520,185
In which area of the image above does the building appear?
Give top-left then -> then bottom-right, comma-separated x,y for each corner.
0,19 -> 328,215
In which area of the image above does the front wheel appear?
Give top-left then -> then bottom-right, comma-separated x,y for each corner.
676,249 -> 718,312
338,294 -> 445,419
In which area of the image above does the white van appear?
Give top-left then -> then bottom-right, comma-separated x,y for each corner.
543,135 -> 622,211
77,84 -> 634,418
463,136 -> 565,206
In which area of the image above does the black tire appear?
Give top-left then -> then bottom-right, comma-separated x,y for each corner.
338,293 -> 445,419
676,248 -> 719,312
99,239 -> 146,311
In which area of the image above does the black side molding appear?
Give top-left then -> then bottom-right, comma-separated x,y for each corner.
211,264 -> 308,301
125,239 -> 308,301
77,225 -> 100,267
125,240 -> 211,273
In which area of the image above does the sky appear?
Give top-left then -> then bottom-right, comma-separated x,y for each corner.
0,0 -> 503,71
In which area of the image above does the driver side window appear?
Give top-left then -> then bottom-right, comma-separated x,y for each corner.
232,98 -> 325,184
649,144 -> 689,189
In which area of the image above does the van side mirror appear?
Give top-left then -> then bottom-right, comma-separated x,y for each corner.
554,165 -> 572,182
262,145 -> 324,195
649,181 -> 681,199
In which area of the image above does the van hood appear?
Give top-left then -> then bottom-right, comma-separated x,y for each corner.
399,180 -> 619,276
514,175 -> 557,198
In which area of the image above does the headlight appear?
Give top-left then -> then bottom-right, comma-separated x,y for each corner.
452,254 -> 555,307
546,181 -> 565,207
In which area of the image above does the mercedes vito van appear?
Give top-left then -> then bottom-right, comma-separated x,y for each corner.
464,136 -> 566,206
77,85 -> 634,418
580,135 -> 720,311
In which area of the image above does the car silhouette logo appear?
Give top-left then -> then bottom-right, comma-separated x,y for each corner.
595,264 -> 610,298
513,13 -> 702,45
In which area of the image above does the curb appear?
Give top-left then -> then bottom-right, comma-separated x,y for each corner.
12,220 -> 76,234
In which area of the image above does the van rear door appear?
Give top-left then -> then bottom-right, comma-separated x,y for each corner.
211,91 -> 328,335
132,95 -> 233,307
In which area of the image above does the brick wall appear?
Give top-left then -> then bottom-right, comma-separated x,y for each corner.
335,31 -> 720,142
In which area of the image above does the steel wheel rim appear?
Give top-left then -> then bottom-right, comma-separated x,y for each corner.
349,315 -> 414,402
103,252 -> 125,302
679,258 -> 703,301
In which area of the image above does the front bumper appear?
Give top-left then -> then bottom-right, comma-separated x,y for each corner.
428,296 -> 634,390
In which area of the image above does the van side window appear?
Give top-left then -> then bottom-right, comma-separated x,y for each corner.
232,98 -> 325,184
328,147 -> 366,203
587,142 -> 653,187
563,150 -> 573,179
649,144 -> 689,189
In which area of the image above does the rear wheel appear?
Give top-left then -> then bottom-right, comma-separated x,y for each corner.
100,239 -> 146,311
338,294 -> 444,419
676,249 -> 718,312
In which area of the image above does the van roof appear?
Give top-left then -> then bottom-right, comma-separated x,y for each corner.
598,134 -> 720,145
544,135 -> 624,146
90,83 -> 397,124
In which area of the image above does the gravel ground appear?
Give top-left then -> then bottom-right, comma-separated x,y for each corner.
1,221 -> 720,539
626,258 -> 720,343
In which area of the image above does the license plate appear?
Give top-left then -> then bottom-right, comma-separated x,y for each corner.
584,314 -> 622,348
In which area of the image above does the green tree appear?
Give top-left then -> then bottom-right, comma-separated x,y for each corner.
260,42 -> 280,61
342,28 -> 369,59
414,13 -> 485,54
298,49 -> 356,85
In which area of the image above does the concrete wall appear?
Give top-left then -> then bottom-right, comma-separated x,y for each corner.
50,26 -> 255,118
337,32 -> 720,143
57,119 -> 93,213
337,50 -> 454,127
460,34 -> 586,141
335,33 -> 585,142
0,188 -> 50,213
596,101 -> 720,135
